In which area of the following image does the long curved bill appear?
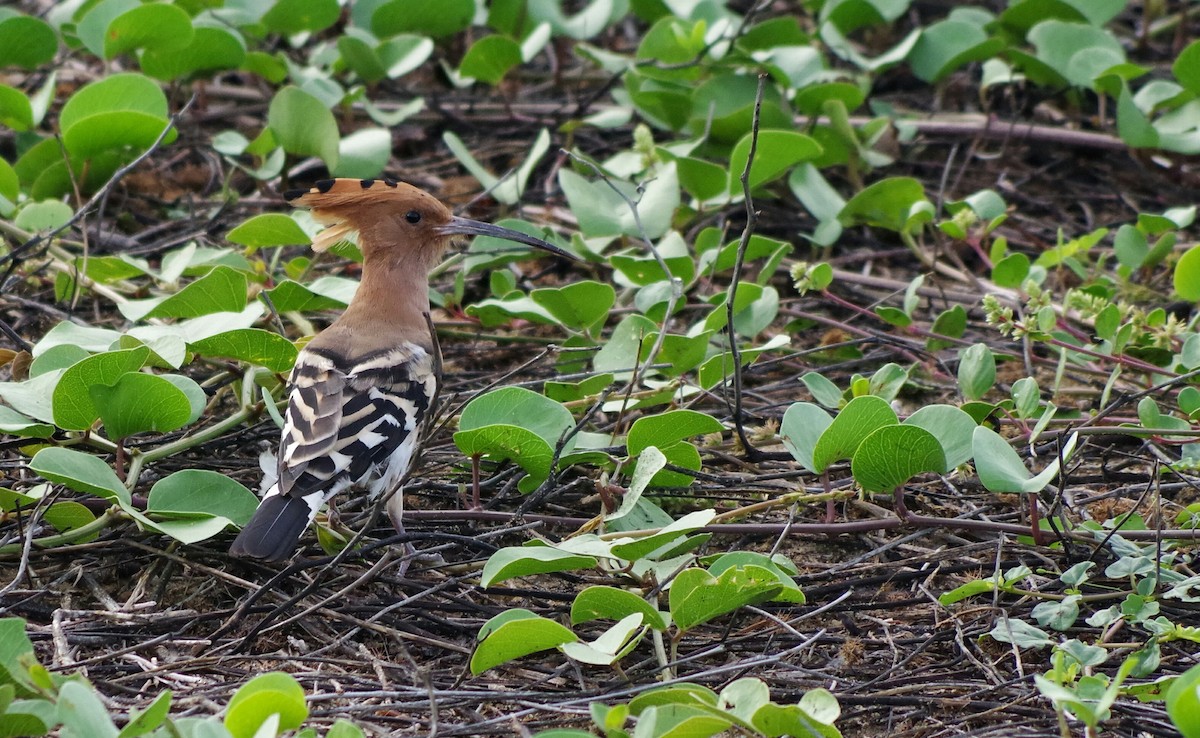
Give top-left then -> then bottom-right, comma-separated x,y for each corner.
438,216 -> 580,262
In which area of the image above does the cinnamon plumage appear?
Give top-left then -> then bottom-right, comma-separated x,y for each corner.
230,177 -> 573,561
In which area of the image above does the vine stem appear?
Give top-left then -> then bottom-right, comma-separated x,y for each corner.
725,72 -> 766,459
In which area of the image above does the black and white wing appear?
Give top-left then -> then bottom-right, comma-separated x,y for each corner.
229,343 -> 436,561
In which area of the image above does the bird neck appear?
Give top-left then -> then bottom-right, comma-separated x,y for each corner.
336,252 -> 435,343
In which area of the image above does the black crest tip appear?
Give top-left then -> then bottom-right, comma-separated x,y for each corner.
315,179 -> 335,193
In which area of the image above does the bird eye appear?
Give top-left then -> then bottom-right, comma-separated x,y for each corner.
405,210 -> 421,224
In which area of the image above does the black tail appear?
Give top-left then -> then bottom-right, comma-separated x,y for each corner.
229,495 -> 312,561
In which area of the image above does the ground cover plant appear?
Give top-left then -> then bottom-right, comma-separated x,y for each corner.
2,0 -> 1200,735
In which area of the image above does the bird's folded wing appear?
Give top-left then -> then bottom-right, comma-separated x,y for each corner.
277,344 -> 436,501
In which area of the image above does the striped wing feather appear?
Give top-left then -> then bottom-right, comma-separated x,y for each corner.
229,343 -> 435,560
280,344 -> 435,501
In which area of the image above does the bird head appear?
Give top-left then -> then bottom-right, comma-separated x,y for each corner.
283,178 -> 575,270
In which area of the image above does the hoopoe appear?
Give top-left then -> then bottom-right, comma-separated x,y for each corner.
230,177 -> 575,561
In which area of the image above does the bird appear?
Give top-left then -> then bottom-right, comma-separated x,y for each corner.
230,177 -> 575,561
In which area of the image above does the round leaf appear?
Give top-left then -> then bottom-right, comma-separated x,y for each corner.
780,402 -> 833,474
1174,244 -> 1200,302
0,14 -> 57,69
140,24 -> 247,81
838,177 -> 929,233
59,73 -> 173,158
810,395 -> 898,473
267,86 -> 339,168
470,611 -> 578,674
52,347 -> 150,431
224,673 -> 308,738
262,0 -> 340,34
227,213 -> 311,249
904,404 -> 977,470
89,372 -> 195,440
147,470 -> 259,526
460,35 -> 522,85
570,585 -> 668,630
102,3 -> 193,59
626,410 -> 724,457
668,566 -> 783,632
480,546 -> 597,588
189,329 -> 298,373
850,424 -> 945,493
29,447 -> 130,506
372,0 -> 474,38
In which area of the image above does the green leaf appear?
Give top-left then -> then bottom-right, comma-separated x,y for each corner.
29,447 -> 130,506
1175,244 -> 1200,302
0,406 -> 53,439
225,673 -> 308,738
938,578 -> 997,605
838,177 -> 929,233
850,424 -> 945,493
780,402 -> 834,474
57,681 -> 118,738
14,200 -> 72,231
471,609 -> 578,674
479,546 -> 598,588
957,343 -> 996,401
530,281 -> 615,332
1028,20 -> 1125,89
102,3 -> 193,59
140,23 -> 247,81
570,586 -> 668,630
262,277 -> 357,312
372,0 -> 475,37
117,689 -> 172,738
0,369 -> 63,424
973,426 -> 1078,494
0,85 -> 32,131
262,0 -> 340,34
559,613 -> 644,665
189,329 -> 298,373
727,130 -> 822,192
626,410 -> 724,456
606,445 -> 666,519
147,470 -> 258,526
908,18 -> 1002,83
669,566 -> 783,631
558,163 -> 679,240
707,552 -> 805,604
35,323 -> 123,357
1173,40 -> 1200,96
378,35 -> 435,79
609,509 -> 715,560
800,372 -> 843,409
337,35 -> 386,83
811,395 -> 897,473
267,86 -> 339,168
43,501 -> 96,537
58,73 -> 174,158
326,719 -> 366,738
904,404 -> 977,470
52,347 -> 149,431
119,266 -> 248,322
332,127 -> 391,179
89,372 -> 196,440
454,387 -> 574,482
0,14 -> 57,69
0,617 -> 37,693
227,213 -> 311,249
460,35 -> 522,84
1166,661 -> 1200,738
989,615 -> 1053,648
